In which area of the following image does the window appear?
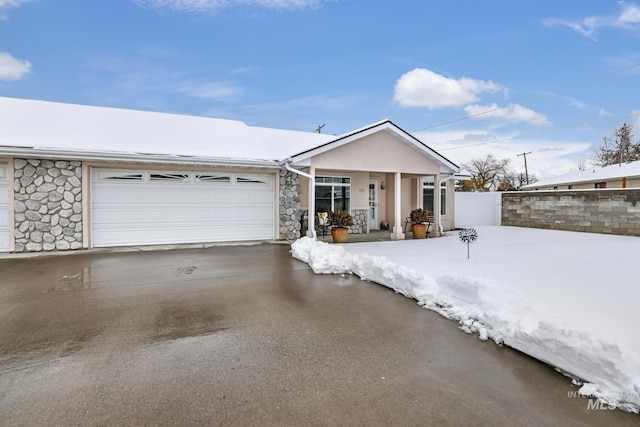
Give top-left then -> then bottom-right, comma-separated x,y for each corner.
315,176 -> 350,213
423,180 -> 446,215
149,173 -> 189,182
195,174 -> 231,183
595,182 -> 607,189
96,170 -> 143,181
237,175 -> 270,185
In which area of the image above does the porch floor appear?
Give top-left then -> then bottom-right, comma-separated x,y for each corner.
315,229 -> 432,243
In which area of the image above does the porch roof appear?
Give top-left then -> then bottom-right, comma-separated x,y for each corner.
285,120 -> 460,175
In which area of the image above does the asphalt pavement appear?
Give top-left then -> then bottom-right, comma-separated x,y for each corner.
0,243 -> 637,426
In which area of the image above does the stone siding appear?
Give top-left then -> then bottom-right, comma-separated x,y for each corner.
502,190 -> 640,236
350,209 -> 368,234
279,169 -> 302,241
13,159 -> 83,252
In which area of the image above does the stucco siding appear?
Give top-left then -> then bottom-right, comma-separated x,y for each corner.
310,131 -> 442,174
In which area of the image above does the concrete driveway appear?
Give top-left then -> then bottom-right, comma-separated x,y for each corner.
0,243 -> 636,426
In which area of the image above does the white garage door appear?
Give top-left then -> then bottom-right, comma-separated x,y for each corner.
91,169 -> 275,247
0,163 -> 8,252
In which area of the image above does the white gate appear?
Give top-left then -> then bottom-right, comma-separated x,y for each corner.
455,192 -> 502,227
0,163 -> 8,251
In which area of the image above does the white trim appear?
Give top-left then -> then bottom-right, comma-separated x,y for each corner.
285,163 -> 316,238
391,172 -> 405,240
0,147 -> 281,169
288,121 -> 459,173
368,180 -> 378,231
0,162 -> 8,252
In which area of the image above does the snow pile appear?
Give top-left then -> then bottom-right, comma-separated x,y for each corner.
291,227 -> 640,412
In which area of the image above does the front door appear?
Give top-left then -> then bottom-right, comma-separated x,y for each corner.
369,180 -> 378,230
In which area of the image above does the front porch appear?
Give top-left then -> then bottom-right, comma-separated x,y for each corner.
314,228 -> 435,244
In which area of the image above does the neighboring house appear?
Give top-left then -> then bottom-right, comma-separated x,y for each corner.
522,160 -> 640,191
0,96 -> 461,253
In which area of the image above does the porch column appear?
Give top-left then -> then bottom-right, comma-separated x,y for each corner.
390,172 -> 405,240
433,173 -> 441,237
307,167 -> 316,238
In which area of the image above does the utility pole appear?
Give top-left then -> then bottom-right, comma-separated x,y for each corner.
315,124 -> 325,134
517,151 -> 532,185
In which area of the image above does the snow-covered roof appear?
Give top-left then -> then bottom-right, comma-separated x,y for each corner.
0,97 -> 335,167
522,160 -> 640,189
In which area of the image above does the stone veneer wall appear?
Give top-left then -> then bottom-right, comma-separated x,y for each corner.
13,159 -> 83,252
502,189 -> 640,236
309,208 -> 368,235
279,169 -> 302,240
350,209 -> 368,234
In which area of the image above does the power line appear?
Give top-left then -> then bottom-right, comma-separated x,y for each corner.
436,136 -> 515,151
410,63 -> 640,133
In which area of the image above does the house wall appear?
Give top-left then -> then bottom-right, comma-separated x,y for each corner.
310,131 -> 442,175
442,179 -> 455,231
502,189 -> 640,236
13,158 -> 84,252
401,178 -> 417,224
6,158 -> 287,252
299,169 -> 370,234
279,168 -> 302,241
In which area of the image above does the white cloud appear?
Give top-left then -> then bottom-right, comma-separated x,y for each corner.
0,0 -> 31,19
619,2 -> 640,24
599,107 -> 613,117
464,103 -> 551,127
0,52 -> 31,81
413,128 -> 592,179
632,109 -> 640,127
543,2 -> 640,38
393,68 -> 502,109
132,0 -> 327,13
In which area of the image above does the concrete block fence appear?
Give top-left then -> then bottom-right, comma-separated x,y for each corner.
502,189 -> 640,236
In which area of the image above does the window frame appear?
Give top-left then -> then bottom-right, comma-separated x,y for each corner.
422,179 -> 447,215
315,176 -> 351,214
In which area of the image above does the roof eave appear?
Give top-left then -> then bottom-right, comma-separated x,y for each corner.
286,120 -> 459,173
0,147 -> 281,169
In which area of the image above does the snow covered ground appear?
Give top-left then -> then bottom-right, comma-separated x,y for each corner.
291,226 -> 640,412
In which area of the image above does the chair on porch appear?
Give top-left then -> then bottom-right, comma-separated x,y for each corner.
404,211 -> 435,237
317,212 -> 328,237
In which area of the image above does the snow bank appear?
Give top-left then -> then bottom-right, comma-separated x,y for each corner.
291,228 -> 640,412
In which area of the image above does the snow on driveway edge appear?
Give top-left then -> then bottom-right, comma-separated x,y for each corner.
291,237 -> 640,413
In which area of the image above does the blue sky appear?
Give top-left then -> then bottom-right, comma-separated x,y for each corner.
1,0 -> 639,178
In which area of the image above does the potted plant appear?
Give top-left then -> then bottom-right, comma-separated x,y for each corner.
327,209 -> 354,243
410,208 -> 430,239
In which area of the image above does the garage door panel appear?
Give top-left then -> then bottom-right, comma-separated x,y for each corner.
234,192 -> 272,204
91,169 -> 275,247
0,163 -> 8,252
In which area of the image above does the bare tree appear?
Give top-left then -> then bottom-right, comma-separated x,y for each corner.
460,154 -> 513,191
593,123 -> 640,166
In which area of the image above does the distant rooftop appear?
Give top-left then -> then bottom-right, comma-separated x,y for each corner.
522,160 -> 640,188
